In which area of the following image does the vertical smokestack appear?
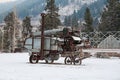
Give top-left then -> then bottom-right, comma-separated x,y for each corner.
40,13 -> 45,59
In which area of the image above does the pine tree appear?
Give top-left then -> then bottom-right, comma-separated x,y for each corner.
71,10 -> 79,29
4,12 -> 16,52
64,11 -> 78,29
44,0 -> 61,30
22,16 -> 32,39
0,30 -> 2,50
99,0 -> 120,31
84,7 -> 93,32
64,16 -> 71,27
3,27 -> 9,52
64,16 -> 68,26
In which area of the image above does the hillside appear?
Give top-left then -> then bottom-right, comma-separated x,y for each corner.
0,0 -> 106,23
66,0 -> 107,26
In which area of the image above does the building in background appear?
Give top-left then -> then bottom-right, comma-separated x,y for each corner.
98,35 -> 120,49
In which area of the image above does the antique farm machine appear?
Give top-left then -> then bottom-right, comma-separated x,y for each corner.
24,13 -> 89,65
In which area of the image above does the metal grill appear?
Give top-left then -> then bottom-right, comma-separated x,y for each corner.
80,31 -> 120,48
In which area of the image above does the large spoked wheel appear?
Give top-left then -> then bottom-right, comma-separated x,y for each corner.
64,56 -> 72,65
29,54 -> 39,64
73,57 -> 82,65
45,59 -> 54,64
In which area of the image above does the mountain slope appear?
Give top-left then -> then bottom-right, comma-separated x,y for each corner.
73,0 -> 107,19
0,0 -> 106,23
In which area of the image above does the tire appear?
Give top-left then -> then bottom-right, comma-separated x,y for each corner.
29,54 -> 39,64
73,57 -> 82,65
64,56 -> 72,65
45,59 -> 54,64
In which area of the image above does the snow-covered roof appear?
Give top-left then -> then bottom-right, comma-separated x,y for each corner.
32,28 -> 63,36
98,35 -> 120,49
82,37 -> 88,40
52,37 -> 64,42
72,36 -> 81,41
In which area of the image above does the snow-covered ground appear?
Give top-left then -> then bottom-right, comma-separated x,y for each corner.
0,53 -> 120,80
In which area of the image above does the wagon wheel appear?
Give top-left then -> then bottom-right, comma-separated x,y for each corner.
29,54 -> 39,64
45,59 -> 54,64
64,56 -> 72,65
73,57 -> 82,65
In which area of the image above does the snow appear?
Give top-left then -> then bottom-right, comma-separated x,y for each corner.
83,49 -> 120,54
59,4 -> 80,16
0,0 -> 16,3
59,0 -> 98,16
0,53 -> 120,80
72,36 -> 81,41
81,0 -> 97,4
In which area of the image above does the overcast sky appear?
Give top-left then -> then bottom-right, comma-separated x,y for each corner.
0,0 -> 16,3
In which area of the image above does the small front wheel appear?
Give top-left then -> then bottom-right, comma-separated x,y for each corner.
29,54 -> 39,64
